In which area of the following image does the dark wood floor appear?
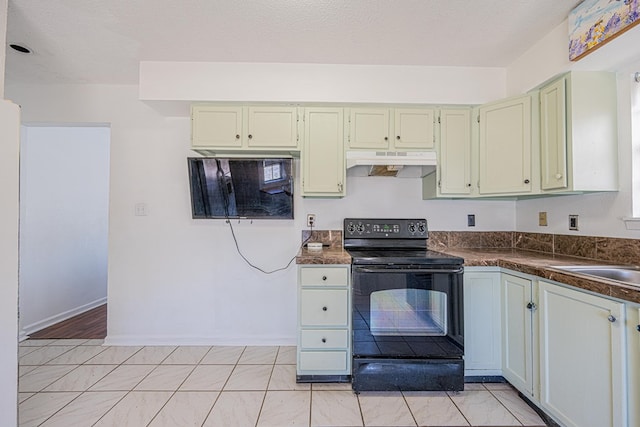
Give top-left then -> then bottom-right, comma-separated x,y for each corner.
29,304 -> 107,339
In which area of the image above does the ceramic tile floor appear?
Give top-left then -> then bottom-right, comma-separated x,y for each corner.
18,340 -> 547,427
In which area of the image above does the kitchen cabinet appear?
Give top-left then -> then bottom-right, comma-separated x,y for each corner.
478,94 -> 534,195
347,107 -> 435,150
301,108 -> 345,197
394,108 -> 435,149
191,105 -> 300,152
627,305 -> 640,427
538,280 -> 626,427
348,108 -> 389,149
297,265 -> 351,380
463,269 -> 502,376
423,108 -> 473,198
501,273 -> 536,399
539,71 -> 618,193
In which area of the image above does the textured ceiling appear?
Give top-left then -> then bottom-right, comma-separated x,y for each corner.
4,0 -> 581,85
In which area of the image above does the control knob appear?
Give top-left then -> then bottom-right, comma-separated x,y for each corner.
408,224 -> 416,233
347,223 -> 355,233
356,224 -> 365,233
417,223 -> 426,233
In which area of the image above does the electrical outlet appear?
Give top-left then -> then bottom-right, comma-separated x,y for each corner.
538,212 -> 548,226
467,214 -> 475,227
569,214 -> 578,231
307,214 -> 316,228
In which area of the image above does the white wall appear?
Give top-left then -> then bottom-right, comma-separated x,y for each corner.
0,0 -> 7,98
6,81 -> 515,345
508,22 -> 640,238
19,126 -> 110,337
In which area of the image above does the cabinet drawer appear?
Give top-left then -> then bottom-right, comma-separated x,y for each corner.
300,329 -> 349,349
300,267 -> 349,287
300,289 -> 349,326
299,350 -> 348,371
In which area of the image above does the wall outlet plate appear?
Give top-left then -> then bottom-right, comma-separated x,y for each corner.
569,214 -> 579,231
467,214 -> 475,227
307,214 -> 316,228
538,212 -> 548,226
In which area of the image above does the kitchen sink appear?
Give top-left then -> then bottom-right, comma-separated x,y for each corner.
552,265 -> 640,286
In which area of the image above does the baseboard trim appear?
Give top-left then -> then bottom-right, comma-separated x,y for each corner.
21,297 -> 107,337
103,334 -> 296,347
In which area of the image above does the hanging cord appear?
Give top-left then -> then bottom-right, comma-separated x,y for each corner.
216,159 -> 312,274
225,219 -> 313,274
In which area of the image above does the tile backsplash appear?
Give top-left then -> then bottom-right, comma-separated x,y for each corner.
429,231 -> 640,265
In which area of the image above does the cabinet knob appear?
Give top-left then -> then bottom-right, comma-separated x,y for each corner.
384,136 -> 388,141
607,315 -> 616,323
636,325 -> 640,332
526,302 -> 537,311
248,134 -> 253,139
555,173 -> 563,179
322,275 -> 327,281
321,338 -> 327,343
524,179 -> 530,184
466,183 -> 472,187
322,306 -> 328,311
235,134 -> 240,139
396,136 -> 401,140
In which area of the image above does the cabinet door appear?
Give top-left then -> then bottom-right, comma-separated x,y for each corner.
348,108 -> 390,149
394,108 -> 435,149
247,106 -> 299,148
191,105 -> 243,148
463,271 -> 502,373
439,109 -> 472,195
628,306 -> 640,427
302,108 -> 345,196
501,274 -> 534,397
540,78 -> 568,190
539,281 -> 625,427
478,95 -> 532,195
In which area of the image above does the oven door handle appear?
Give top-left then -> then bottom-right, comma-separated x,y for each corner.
354,267 -> 464,274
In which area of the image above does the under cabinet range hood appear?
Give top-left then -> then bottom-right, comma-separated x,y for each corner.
346,151 -> 437,178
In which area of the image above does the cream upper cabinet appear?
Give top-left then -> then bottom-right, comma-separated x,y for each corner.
478,94 -> 533,195
393,108 -> 435,149
301,108 -> 345,197
191,105 -> 300,152
501,273 -> 536,399
347,107 -> 435,150
348,108 -> 390,149
246,106 -> 299,149
439,108 -> 473,196
540,71 -> 618,193
191,105 -> 243,148
538,281 -> 626,427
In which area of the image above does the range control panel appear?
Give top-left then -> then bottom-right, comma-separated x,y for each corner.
344,218 -> 428,238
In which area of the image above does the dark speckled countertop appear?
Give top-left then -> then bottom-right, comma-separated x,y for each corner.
436,248 -> 640,305
296,244 -> 640,304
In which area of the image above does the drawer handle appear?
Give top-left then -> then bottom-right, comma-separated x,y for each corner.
322,275 -> 327,281
321,338 -> 327,343
322,306 -> 328,311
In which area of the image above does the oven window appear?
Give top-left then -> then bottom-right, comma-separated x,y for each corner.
370,288 -> 447,336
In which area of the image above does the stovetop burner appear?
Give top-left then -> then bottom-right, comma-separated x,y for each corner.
347,249 -> 463,265
343,218 -> 463,266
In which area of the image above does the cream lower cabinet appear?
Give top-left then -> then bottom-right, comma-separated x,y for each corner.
627,305 -> 640,427
463,269 -> 502,376
297,265 -> 351,380
538,281 -> 626,427
501,273 -> 536,399
301,108 -> 345,197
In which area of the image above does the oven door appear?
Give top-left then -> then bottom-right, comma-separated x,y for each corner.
352,264 -> 464,358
